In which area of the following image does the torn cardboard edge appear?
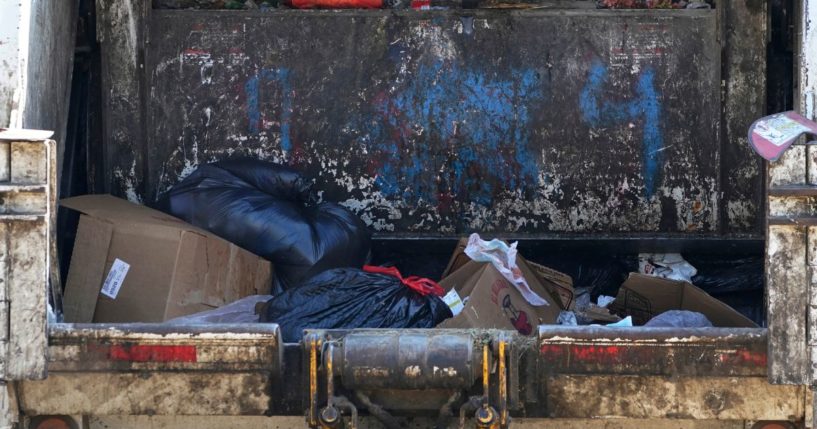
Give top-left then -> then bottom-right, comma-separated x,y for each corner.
609,273 -> 757,328
440,237 -> 575,311
438,260 -> 561,334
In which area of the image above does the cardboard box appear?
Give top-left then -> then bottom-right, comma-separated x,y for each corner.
62,195 -> 272,323
440,238 -> 574,310
608,273 -> 757,327
437,260 -> 561,334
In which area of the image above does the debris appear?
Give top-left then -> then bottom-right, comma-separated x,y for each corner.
644,310 -> 713,328
639,253 -> 697,282
438,259 -> 560,334
748,111 -> 817,161
605,316 -> 633,327
688,255 -> 763,295
443,236 -> 575,310
597,295 -> 616,308
259,267 -> 450,342
61,195 -> 272,323
608,273 -> 757,327
167,295 -> 272,324
464,233 -> 550,306
557,311 -> 578,326
161,159 -> 371,292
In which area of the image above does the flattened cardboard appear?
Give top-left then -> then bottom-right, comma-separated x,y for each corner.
609,273 -> 757,328
438,261 -> 560,334
62,195 -> 272,323
63,216 -> 113,322
440,238 -> 574,310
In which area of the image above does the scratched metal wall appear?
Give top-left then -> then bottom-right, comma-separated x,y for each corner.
142,9 -> 722,236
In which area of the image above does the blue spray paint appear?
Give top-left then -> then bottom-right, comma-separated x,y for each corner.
357,61 -> 543,206
579,60 -> 663,197
245,68 -> 292,152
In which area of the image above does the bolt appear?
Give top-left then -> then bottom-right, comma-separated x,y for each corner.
475,406 -> 496,425
320,406 -> 340,426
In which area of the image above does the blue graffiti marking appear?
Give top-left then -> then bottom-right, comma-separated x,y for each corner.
358,61 -> 543,206
579,59 -> 662,197
245,68 -> 292,152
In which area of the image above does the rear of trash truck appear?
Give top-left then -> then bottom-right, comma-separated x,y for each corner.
3,0 -> 817,428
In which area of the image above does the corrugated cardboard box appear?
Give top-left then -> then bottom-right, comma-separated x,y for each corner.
609,273 -> 757,327
438,260 -> 560,334
440,238 -> 574,310
62,195 -> 272,323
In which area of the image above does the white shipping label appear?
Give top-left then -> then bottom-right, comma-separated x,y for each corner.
100,258 -> 130,299
442,289 -> 465,316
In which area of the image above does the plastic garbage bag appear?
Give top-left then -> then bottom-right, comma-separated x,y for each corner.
258,267 -> 452,342
687,256 -> 763,295
557,311 -> 578,326
525,252 -> 634,300
597,295 -> 616,308
160,159 -> 371,291
464,233 -> 549,306
167,295 -> 272,324
644,310 -> 713,328
605,316 -> 633,327
639,253 -> 697,282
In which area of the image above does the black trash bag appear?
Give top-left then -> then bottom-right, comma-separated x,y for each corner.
259,268 -> 452,342
687,256 -> 763,295
526,252 -> 635,299
160,159 -> 371,291
644,310 -> 713,328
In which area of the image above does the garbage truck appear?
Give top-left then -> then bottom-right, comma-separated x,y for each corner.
3,0 -> 817,428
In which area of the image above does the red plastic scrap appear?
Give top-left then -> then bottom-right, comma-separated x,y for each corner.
363,265 -> 445,297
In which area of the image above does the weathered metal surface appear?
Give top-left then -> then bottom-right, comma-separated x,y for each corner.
766,224 -> 809,384
19,371 -> 806,421
102,8 -> 725,236
765,118 -> 810,384
83,415 -> 751,429
538,327 -> 768,377
800,0 -> 817,121
0,382 -> 19,429
335,330 -> 478,389
0,138 -> 54,381
95,0 -> 148,201
543,376 -> 805,420
48,323 -> 283,373
720,0 -> 766,233
19,372 -> 274,416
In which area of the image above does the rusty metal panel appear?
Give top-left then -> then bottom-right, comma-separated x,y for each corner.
0,136 -> 55,381
131,9 -> 723,236
538,327 -> 768,377
47,323 -> 283,373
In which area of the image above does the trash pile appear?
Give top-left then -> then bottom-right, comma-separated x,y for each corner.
61,159 -> 760,334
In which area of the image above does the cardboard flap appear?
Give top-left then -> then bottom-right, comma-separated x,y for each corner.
63,216 -> 113,322
610,273 -> 757,328
61,195 -> 189,228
